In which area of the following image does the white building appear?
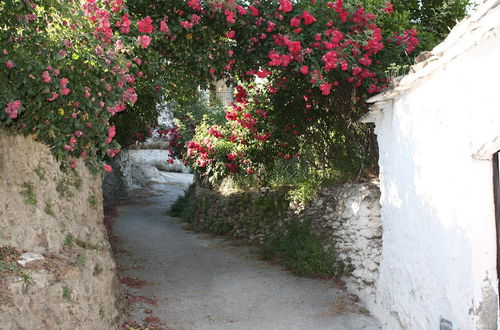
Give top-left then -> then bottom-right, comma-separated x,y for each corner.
361,1 -> 500,329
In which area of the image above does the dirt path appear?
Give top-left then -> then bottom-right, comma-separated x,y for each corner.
112,173 -> 381,330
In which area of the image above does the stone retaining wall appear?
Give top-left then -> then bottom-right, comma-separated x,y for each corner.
0,132 -> 121,329
303,182 -> 382,302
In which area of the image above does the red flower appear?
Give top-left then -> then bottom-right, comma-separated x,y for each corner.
290,17 -> 300,27
383,2 -> 394,14
224,9 -> 236,24
249,5 -> 259,16
187,0 -> 202,11
301,11 -> 316,25
256,70 -> 271,78
319,82 -> 332,95
137,16 -> 154,34
278,0 -> 293,13
299,65 -> 309,75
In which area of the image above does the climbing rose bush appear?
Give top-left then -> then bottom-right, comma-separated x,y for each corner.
1,0 -> 418,176
155,0 -> 419,181
0,0 -> 156,170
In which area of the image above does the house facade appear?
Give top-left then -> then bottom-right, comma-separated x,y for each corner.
362,1 -> 500,328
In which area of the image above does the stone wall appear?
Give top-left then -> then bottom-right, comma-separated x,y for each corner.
304,182 -> 382,302
110,149 -> 188,193
185,180 -> 383,302
0,132 -> 121,329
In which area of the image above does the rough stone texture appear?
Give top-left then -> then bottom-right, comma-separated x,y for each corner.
0,132 -> 121,329
304,182 -> 382,299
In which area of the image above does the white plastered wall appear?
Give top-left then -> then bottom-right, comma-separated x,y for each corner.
368,22 -> 500,330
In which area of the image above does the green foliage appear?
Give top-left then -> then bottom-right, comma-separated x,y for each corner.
259,220 -> 352,278
62,285 -> 71,301
88,194 -> 98,209
75,254 -> 86,269
63,233 -> 75,247
20,182 -> 37,206
44,200 -> 55,217
34,165 -> 46,181
20,270 -> 34,285
173,184 -> 350,278
93,264 -> 103,276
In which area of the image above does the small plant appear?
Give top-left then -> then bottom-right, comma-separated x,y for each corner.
20,270 -> 34,285
44,200 -> 55,217
99,308 -> 105,318
88,194 -> 98,209
63,233 -> 75,247
62,286 -> 72,301
75,239 -> 101,251
34,165 -> 46,181
93,264 -> 103,276
75,254 -> 86,268
71,172 -> 83,189
56,178 -> 74,199
20,182 -> 37,206
259,219 -> 352,278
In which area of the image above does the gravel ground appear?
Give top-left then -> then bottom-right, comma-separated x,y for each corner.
113,172 -> 381,330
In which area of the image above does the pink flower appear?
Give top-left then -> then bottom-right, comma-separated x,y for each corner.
226,30 -> 236,39
137,16 -> 154,34
63,145 -> 74,152
103,164 -> 113,173
299,65 -> 309,75
74,131 -> 83,137
320,82 -> 332,95
70,160 -> 77,169
41,70 -> 51,83
137,35 -> 151,48
6,60 -> 14,68
117,13 -> 131,34
60,78 -> 70,95
180,21 -> 193,29
122,87 -> 137,105
108,127 -> 116,139
160,20 -> 168,32
47,92 -> 59,101
4,100 -> 21,119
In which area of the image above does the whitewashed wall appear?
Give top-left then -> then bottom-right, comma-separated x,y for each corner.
364,2 -> 500,329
